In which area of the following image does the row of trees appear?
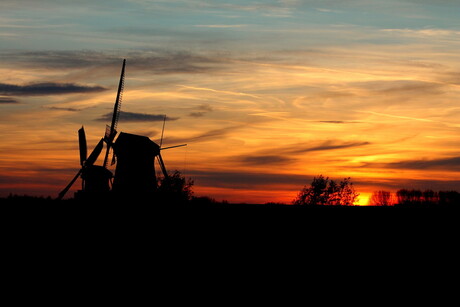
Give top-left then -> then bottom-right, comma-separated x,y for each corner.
292,175 -> 459,206
370,189 -> 460,207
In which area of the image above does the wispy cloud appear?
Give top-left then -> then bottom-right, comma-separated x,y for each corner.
189,112 -> 207,118
188,169 -> 311,189
0,50 -> 230,75
317,120 -> 361,124
45,106 -> 84,112
0,82 -> 106,96
381,28 -> 460,37
237,155 -> 295,166
180,85 -> 261,99
365,156 -> 460,171
194,24 -> 248,28
96,111 -> 179,122
164,125 -> 242,144
360,111 -> 435,123
0,97 -> 19,104
355,80 -> 446,95
188,103 -> 214,117
232,140 -> 371,168
284,141 -> 371,155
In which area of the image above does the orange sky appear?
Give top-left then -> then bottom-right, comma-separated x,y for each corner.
1,1 -> 460,204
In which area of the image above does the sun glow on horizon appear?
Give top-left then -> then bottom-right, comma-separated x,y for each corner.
356,193 -> 372,206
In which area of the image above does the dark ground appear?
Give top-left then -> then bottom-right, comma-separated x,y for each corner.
1,195 -> 458,245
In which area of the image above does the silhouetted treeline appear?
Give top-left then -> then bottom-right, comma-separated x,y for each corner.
0,194 -> 57,205
0,193 -> 230,207
370,189 -> 460,207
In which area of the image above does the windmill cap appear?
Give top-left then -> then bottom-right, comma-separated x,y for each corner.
113,132 -> 160,157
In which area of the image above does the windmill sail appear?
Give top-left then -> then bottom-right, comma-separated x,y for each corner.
157,153 -> 169,179
57,169 -> 83,200
78,126 -> 87,166
103,59 -> 126,168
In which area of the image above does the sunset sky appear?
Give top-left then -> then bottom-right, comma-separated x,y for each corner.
1,0 -> 460,204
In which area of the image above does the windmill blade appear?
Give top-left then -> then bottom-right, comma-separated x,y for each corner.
78,126 -> 87,166
57,169 -> 82,200
159,115 -> 166,148
103,59 -> 126,168
160,144 -> 187,151
86,138 -> 104,167
157,153 -> 169,179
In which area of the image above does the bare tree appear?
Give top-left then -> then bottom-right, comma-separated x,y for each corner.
369,191 -> 393,206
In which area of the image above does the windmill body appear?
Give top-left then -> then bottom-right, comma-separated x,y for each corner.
112,132 -> 160,198
76,165 -> 113,200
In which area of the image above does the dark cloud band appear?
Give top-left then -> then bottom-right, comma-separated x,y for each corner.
0,97 -> 19,104
0,82 -> 106,96
0,50 -> 227,75
365,156 -> 460,171
97,111 -> 179,122
188,169 -> 312,189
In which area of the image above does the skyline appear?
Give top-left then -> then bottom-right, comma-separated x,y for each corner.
1,0 -> 460,204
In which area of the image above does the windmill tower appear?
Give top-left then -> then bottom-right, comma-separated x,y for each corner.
111,116 -> 186,199
111,132 -> 168,198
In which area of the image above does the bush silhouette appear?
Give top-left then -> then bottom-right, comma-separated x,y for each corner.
156,170 -> 194,204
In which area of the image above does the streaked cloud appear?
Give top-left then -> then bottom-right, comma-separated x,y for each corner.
0,82 -> 106,96
0,50 -> 231,75
96,111 -> 179,122
179,85 -> 261,99
317,121 -> 360,124
0,97 -> 19,104
194,24 -> 248,28
365,157 -> 460,171
360,111 -> 435,123
284,141 -> 371,155
188,104 -> 214,117
164,125 -> 243,144
354,80 -> 446,95
188,169 -> 311,189
45,106 -> 84,112
381,28 -> 460,37
237,155 -> 295,166
188,112 -> 207,118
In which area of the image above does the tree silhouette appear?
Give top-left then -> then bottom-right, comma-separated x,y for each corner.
393,189 -> 458,207
156,170 -> 194,204
293,175 -> 359,206
439,191 -> 460,206
369,191 -> 393,206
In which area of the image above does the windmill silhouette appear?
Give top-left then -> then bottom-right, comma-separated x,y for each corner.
57,59 -> 185,201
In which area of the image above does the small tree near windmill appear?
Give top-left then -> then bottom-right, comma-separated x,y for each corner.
156,171 -> 194,204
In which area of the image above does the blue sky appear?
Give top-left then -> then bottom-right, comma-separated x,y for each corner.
3,0 -> 460,50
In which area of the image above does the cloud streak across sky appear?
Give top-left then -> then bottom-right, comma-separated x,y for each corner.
97,111 -> 178,123
1,0 -> 460,203
0,82 -> 106,96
